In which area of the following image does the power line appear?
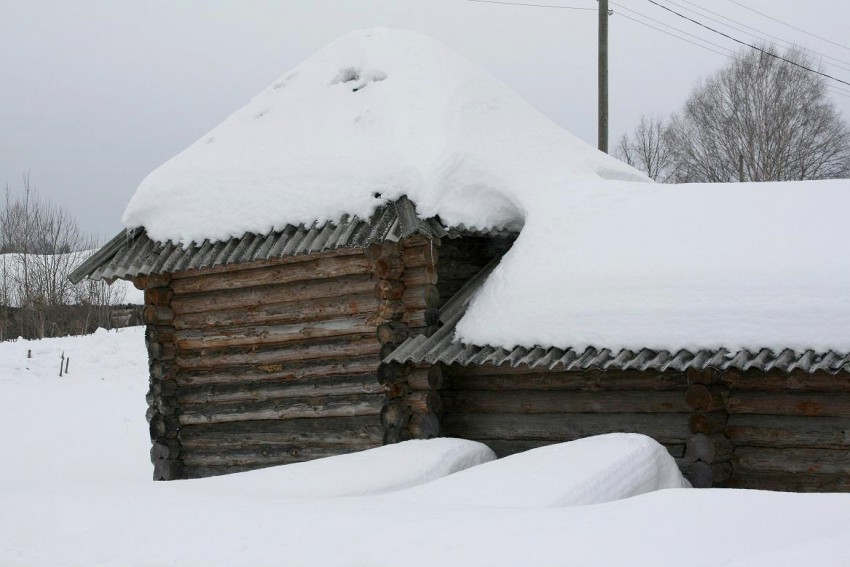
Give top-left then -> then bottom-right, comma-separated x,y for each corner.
727,0 -> 850,53
645,0 -> 850,88
465,0 -> 595,10
614,12 -> 732,59
671,0 -> 850,72
610,2 -> 735,57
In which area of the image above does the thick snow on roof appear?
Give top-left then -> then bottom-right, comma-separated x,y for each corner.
456,178 -> 850,353
123,28 -> 647,245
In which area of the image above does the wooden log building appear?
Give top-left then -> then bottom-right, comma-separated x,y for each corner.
70,196 -> 850,491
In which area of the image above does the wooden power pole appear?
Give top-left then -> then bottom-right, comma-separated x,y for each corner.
598,0 -> 609,153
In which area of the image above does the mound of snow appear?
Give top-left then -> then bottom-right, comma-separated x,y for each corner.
186,438 -> 495,499
390,433 -> 689,508
123,28 -> 647,245
457,178 -> 850,352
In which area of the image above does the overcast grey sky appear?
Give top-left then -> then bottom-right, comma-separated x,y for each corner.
2,0 -> 849,239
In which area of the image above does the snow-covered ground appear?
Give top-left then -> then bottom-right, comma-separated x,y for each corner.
1,328 -> 850,566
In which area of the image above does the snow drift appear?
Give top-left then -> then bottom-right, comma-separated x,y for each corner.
390,433 -> 689,508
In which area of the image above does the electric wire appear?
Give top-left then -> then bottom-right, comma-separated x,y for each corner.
727,0 -> 850,53
645,0 -> 850,88
669,0 -> 850,72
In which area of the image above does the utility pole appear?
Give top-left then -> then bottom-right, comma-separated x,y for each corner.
598,0 -> 609,153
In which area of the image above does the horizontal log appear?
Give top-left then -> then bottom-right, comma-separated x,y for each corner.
472,439 -> 549,457
686,368 -> 715,385
678,460 -> 732,488
725,414 -> 850,449
175,317 -> 375,351
383,427 -> 404,445
444,390 -> 691,414
408,413 -> 440,439
685,384 -> 726,412
150,439 -> 181,461
446,369 -> 687,391
724,472 -> 850,492
176,356 -> 379,386
381,400 -> 411,428
175,335 -> 381,371
721,370 -> 850,392
375,300 -> 404,322
147,341 -> 177,361
408,366 -> 444,390
402,285 -> 440,310
176,374 -> 382,405
407,390 -> 442,414
375,280 -> 405,301
173,293 -> 380,331
171,274 -> 376,315
401,245 -> 437,268
374,257 -> 403,280
149,414 -> 180,439
170,253 -> 372,294
688,411 -> 728,434
376,321 -> 410,345
146,324 -> 176,345
171,247 -> 367,280
180,415 -> 381,439
178,393 -> 384,425
150,361 -> 178,381
684,433 -> 732,464
181,443 -> 374,467
402,266 -> 438,287
727,392 -> 850,417
377,363 -> 408,385
153,458 -> 183,481
144,286 -> 174,306
404,307 -> 440,329
441,412 -> 691,444
732,446 -> 850,475
135,273 -> 171,290
143,305 -> 175,324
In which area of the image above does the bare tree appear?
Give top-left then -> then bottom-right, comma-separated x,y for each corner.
666,46 -> 850,182
614,114 -> 678,182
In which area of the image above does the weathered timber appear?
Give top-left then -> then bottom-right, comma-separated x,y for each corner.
383,427 -> 404,444
150,379 -> 178,398
684,384 -> 726,412
401,245 -> 438,268
474,439 -> 549,457
144,287 -> 174,306
444,390 -> 691,414
146,325 -> 176,345
687,368 -> 716,385
173,293 -> 379,331
374,257 -> 403,280
402,285 -> 440,310
153,458 -> 184,481
407,390 -> 443,414
181,443 -> 374,467
179,416 -> 382,442
170,253 -> 372,294
725,414 -> 850,449
150,361 -> 178,381
684,433 -> 733,463
178,393 -> 384,425
732,447 -> 850,475
174,317 -> 374,350
184,463 -> 276,478
679,460 -> 732,488
380,400 -> 411,428
147,341 -> 177,361
377,363 -> 408,385
724,472 -> 850,492
375,280 -> 405,301
135,273 -> 171,290
446,368 -> 686,391
143,305 -> 175,324
441,413 -> 691,444
726,392 -> 850,417
402,266 -> 438,287
665,443 -> 686,458
171,274 -> 376,315
375,300 -> 405,322
176,356 -> 379,386
688,411 -> 728,434
175,335 -> 381,371
150,439 -> 181,461
409,412 -> 440,438
408,366 -> 445,390
149,414 -> 180,439
376,321 -> 410,345
721,370 -> 850,392
176,374 -> 383,405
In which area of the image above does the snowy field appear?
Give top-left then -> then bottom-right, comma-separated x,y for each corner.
1,328 -> 850,566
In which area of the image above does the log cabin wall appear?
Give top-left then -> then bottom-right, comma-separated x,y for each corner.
139,246 -> 403,480
379,235 -> 515,444
439,364 -> 701,479
721,369 -> 850,492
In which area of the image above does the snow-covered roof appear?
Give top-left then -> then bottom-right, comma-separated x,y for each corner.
451,178 -> 850,355
122,28 -> 647,246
